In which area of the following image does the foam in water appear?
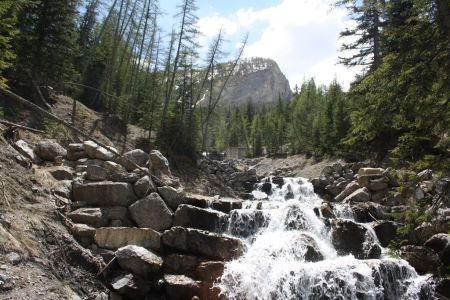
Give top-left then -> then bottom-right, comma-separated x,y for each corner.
217,177 -> 435,300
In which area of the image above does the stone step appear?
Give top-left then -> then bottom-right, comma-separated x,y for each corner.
73,181 -> 136,206
94,227 -> 161,251
67,206 -> 130,227
162,226 -> 245,261
185,193 -> 243,214
173,204 -> 228,233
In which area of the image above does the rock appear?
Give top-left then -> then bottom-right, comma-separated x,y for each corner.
53,180 -> 72,198
331,219 -> 381,259
109,172 -> 141,183
111,273 -> 150,299
320,202 -> 335,219
0,273 -> 14,291
415,187 -> 425,200
150,150 -> 171,176
400,245 -> 440,274
210,198 -> 243,213
272,177 -> 284,188
352,202 -> 386,223
358,168 -> 384,177
104,161 -> 125,174
129,193 -> 173,231
86,165 -> 109,181
73,181 -> 136,206
34,140 -> 67,161
424,233 -> 450,265
82,141 -> 99,158
436,278 -> 450,300
67,143 -> 87,161
116,245 -> 163,278
343,187 -> 370,203
229,209 -> 267,237
325,184 -> 342,196
158,186 -> 185,211
14,139 -> 42,163
163,254 -> 199,276
261,182 -> 272,195
163,275 -> 202,300
196,261 -> 224,282
335,182 -> 360,202
284,206 -> 309,230
6,252 -> 21,265
289,233 -> 323,262
94,227 -> 160,250
373,221 -> 398,247
173,204 -> 228,232
368,180 -> 388,192
123,149 -> 148,169
417,169 -> 433,180
310,176 -> 332,193
94,292 -> 108,300
162,227 -> 245,261
68,208 -> 105,227
72,223 -> 96,238
133,175 -> 156,198
47,166 -> 73,180
185,193 -> 211,209
83,141 -> 117,161
321,166 -> 334,176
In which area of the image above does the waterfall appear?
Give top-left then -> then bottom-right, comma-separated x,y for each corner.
217,177 -> 435,300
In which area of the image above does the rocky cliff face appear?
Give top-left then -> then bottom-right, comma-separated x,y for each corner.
219,57 -> 292,106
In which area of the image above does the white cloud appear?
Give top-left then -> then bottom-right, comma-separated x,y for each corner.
196,0 -> 359,90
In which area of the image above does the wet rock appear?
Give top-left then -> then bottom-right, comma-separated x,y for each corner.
285,206 -> 309,230
343,187 -> 370,203
320,202 -> 335,219
229,209 -> 267,237
34,140 -> 67,161
196,261 -> 224,282
163,274 -> 202,300
158,186 -> 186,211
150,150 -> 171,176
400,245 -> 440,274
424,233 -> 450,265
261,182 -> 272,195
111,273 -> 150,299
210,197 -> 243,213
272,177 -> 284,188
373,221 -> 398,247
133,175 -> 156,198
86,165 -> 108,181
163,254 -> 199,276
116,245 -> 163,278
436,278 -> 450,300
14,139 -> 42,163
293,234 -> 324,262
162,226 -> 245,261
129,193 -> 173,231
335,182 -> 360,202
331,219 -> 381,259
6,252 -> 21,265
173,204 -> 228,232
73,181 -> 136,206
94,227 -> 160,250
310,176 -> 332,193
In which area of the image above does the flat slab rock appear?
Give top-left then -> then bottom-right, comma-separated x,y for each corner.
115,245 -> 163,278
173,204 -> 228,233
72,181 -> 136,206
162,226 -> 245,261
94,227 -> 161,251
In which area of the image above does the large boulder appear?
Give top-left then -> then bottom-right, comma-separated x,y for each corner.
343,187 -> 370,203
158,186 -> 186,211
173,204 -> 228,232
123,149 -> 148,169
133,175 -> 156,198
34,140 -> 66,161
331,219 -> 381,259
400,245 -> 440,274
352,202 -> 387,223
14,139 -> 42,163
150,150 -> 171,176
424,233 -> 450,265
162,227 -> 245,261
129,193 -> 173,231
115,245 -> 163,278
94,227 -> 160,250
210,198 -> 243,213
163,275 -> 202,300
335,182 -> 360,202
72,181 -> 136,206
372,221 -> 398,247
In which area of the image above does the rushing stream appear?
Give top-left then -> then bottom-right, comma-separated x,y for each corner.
217,177 -> 435,299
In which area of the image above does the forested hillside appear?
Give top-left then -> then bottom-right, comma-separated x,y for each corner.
0,0 -> 449,173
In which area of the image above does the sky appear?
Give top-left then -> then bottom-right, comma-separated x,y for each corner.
159,0 -> 361,90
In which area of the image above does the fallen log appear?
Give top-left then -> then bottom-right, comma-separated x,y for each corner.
0,119 -> 45,134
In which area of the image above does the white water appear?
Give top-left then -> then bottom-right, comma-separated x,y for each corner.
217,177 -> 434,300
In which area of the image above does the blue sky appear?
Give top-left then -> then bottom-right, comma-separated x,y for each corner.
159,0 -> 360,89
